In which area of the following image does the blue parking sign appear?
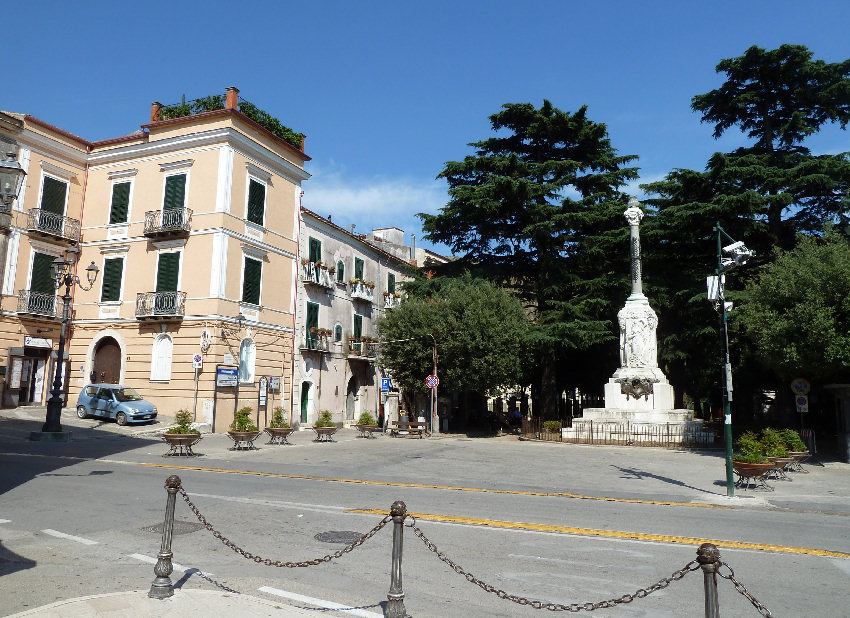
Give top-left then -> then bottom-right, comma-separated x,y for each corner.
381,378 -> 392,392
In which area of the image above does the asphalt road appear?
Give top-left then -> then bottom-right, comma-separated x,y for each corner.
1,408 -> 849,617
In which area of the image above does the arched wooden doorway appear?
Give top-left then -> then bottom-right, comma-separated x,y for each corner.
92,337 -> 121,384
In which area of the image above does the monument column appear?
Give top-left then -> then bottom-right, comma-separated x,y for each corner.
624,197 -> 646,302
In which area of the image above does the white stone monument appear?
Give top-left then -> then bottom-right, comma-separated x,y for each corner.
566,198 -> 707,443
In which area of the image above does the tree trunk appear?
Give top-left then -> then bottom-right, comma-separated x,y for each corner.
540,349 -> 559,420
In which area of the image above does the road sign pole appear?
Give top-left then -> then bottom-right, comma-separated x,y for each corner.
192,367 -> 199,422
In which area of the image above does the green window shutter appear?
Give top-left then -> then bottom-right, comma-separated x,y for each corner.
306,302 -> 319,330
354,257 -> 364,280
308,237 -> 321,263
100,258 -> 124,302
109,182 -> 130,224
155,252 -> 180,292
353,313 -> 362,340
336,260 -> 344,283
247,179 -> 265,225
242,257 -> 262,305
163,174 -> 186,211
40,177 -> 67,215
387,273 -> 396,294
30,253 -> 56,294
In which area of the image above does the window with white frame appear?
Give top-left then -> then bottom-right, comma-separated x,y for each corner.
100,257 -> 124,303
39,175 -> 68,216
241,256 -> 262,305
246,177 -> 266,226
109,181 -> 131,224
239,338 -> 256,384
150,334 -> 173,381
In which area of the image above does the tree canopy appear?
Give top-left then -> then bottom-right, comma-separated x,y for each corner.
738,230 -> 850,382
419,101 -> 638,416
376,275 -> 531,398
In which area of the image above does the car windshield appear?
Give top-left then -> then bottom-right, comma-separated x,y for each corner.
113,388 -> 143,402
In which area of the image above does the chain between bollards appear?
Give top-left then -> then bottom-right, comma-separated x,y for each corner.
148,475 -> 182,599
384,500 -> 407,618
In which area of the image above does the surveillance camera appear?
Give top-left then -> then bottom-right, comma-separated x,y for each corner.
722,241 -> 745,254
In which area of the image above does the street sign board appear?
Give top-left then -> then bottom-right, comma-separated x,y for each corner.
791,378 -> 811,396
258,376 -> 268,406
193,354 -> 203,369
216,367 -> 238,387
426,375 -> 439,389
223,353 -> 234,365
381,378 -> 392,392
270,376 -> 281,391
796,395 -> 809,414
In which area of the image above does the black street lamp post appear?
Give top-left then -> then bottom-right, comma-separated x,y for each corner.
711,223 -> 753,497
39,253 -> 99,435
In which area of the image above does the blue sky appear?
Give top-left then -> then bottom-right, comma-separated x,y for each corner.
7,1 -> 850,254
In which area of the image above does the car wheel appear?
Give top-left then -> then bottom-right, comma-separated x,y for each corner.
116,412 -> 128,426
77,405 -> 89,419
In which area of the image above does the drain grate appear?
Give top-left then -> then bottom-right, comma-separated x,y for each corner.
314,530 -> 363,544
141,520 -> 205,535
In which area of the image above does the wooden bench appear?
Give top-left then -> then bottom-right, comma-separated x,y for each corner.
389,420 -> 429,438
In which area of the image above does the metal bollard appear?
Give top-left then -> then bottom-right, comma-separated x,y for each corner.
697,542 -> 721,618
384,500 -> 407,618
149,475 -> 182,599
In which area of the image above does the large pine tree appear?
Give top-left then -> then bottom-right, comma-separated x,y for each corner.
419,101 -> 638,417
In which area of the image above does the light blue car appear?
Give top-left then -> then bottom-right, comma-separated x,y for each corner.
75,384 -> 158,426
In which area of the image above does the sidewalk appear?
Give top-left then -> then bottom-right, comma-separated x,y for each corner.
7,589 -> 384,617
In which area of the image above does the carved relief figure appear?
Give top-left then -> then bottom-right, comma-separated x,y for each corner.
618,305 -> 658,368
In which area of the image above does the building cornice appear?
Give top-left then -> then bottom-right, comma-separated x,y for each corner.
87,127 -> 310,184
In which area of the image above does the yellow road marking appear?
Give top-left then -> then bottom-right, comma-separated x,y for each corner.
349,509 -> 850,559
129,461 -> 730,509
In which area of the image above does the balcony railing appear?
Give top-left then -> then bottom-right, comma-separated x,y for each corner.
17,290 -> 57,319
348,339 -> 376,359
135,291 -> 187,319
383,294 -> 402,309
301,331 -> 330,353
300,262 -> 334,289
144,208 -> 192,238
350,280 -> 374,303
26,209 -> 81,244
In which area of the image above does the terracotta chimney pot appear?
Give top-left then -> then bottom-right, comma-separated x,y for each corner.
225,87 -> 239,110
150,102 -> 163,122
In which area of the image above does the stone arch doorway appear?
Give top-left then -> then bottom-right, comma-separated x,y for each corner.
92,337 -> 121,384
345,377 -> 358,421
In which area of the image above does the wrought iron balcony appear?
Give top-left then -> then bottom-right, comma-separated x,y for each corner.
300,262 -> 334,289
144,208 -> 192,238
135,291 -> 187,320
26,209 -> 81,245
17,290 -> 58,319
349,280 -> 374,303
348,339 -> 376,359
301,331 -> 330,353
383,294 -> 402,309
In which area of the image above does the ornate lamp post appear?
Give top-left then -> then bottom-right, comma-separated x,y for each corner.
0,151 -> 27,293
38,251 -> 99,436
710,223 -> 753,497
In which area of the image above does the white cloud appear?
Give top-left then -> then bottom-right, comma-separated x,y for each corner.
301,164 -> 450,252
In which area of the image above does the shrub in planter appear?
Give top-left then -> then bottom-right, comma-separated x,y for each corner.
166,409 -> 199,435
269,406 -> 290,429
734,430 -> 767,463
231,406 -> 259,432
760,428 -> 789,458
543,420 -> 562,433
315,410 -> 335,427
780,428 -> 807,452
357,412 -> 376,426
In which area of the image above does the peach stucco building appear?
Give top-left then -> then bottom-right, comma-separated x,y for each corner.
0,88 -> 308,431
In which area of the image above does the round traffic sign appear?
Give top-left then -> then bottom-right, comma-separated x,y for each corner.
426,375 -> 439,388
790,378 -> 811,395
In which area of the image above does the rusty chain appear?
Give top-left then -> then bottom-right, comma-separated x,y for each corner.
179,487 -> 390,567
717,561 -> 774,617
410,523 -> 700,612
